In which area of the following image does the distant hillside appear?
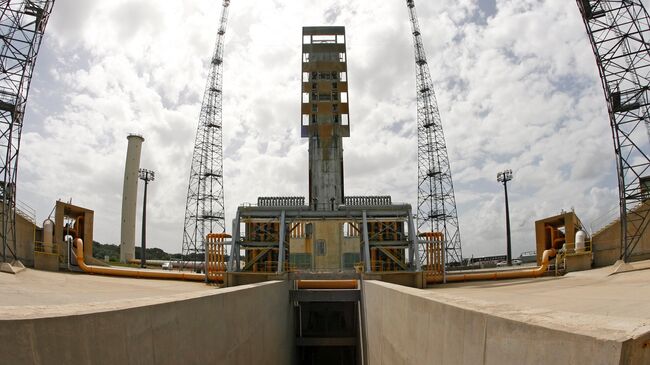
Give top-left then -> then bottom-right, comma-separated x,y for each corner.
92,241 -> 182,262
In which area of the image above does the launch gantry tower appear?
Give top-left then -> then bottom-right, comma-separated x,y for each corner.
182,0 -> 230,264
577,0 -> 650,262
406,0 -> 463,265
0,0 -> 55,262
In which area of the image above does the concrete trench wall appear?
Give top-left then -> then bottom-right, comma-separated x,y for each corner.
0,281 -> 294,365
362,280 -> 644,365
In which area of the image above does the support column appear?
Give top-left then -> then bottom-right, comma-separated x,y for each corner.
362,210 -> 371,273
277,210 -> 286,273
228,210 -> 241,272
407,208 -> 421,271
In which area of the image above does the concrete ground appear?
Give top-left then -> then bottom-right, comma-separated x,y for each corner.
426,260 -> 650,342
0,268 -> 214,320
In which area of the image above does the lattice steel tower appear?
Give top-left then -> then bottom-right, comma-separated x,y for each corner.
0,0 -> 55,262
406,0 -> 462,264
577,0 -> 650,262
182,0 -> 230,263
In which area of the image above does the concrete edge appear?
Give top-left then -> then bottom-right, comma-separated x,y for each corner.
0,280 -> 295,365
362,280 -> 629,364
363,280 -> 650,344
620,330 -> 650,364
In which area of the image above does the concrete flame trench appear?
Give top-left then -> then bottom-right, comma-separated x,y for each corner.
1,263 -> 649,365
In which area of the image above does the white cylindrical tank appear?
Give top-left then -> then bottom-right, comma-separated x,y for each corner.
43,218 -> 54,253
575,230 -> 586,253
120,134 -> 144,263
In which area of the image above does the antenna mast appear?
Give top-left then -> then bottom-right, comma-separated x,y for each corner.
0,0 -> 55,262
182,0 -> 230,266
577,0 -> 650,262
406,0 -> 463,264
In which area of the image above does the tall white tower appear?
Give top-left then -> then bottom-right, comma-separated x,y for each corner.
120,134 -> 144,262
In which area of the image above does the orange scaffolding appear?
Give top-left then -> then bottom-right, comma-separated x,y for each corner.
206,233 -> 231,283
419,232 -> 444,283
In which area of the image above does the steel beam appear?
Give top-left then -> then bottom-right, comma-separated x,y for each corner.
242,248 -> 271,271
367,240 -> 410,247
239,241 -> 280,247
377,247 -> 408,271
238,205 -> 412,219
289,272 -> 360,280
290,289 -> 360,302
227,210 -> 241,271
362,210 -> 371,273
408,208 -> 420,271
296,337 -> 357,347
277,210 -> 286,273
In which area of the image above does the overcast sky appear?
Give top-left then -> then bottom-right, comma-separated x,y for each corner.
17,0 -> 640,258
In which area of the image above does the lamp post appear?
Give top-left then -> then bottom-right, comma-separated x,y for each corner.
139,168 -> 155,268
497,169 -> 513,266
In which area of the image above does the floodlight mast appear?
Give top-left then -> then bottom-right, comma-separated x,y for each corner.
497,169 -> 513,266
139,169 -> 155,268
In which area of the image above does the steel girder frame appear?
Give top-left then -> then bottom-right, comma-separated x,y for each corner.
228,209 -> 289,273
577,0 -> 650,262
0,0 -> 54,262
406,0 -> 463,265
231,205 -> 418,273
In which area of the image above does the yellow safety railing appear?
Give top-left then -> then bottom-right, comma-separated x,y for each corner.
34,241 -> 58,255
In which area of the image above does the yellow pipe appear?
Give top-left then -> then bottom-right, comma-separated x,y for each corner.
427,248 -> 557,284
74,238 -> 205,282
296,280 -> 358,289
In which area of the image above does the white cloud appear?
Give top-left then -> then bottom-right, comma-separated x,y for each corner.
19,0 -> 625,258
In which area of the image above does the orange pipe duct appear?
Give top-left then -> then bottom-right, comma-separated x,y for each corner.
74,238 -> 205,282
296,280 -> 358,289
427,248 -> 557,284
545,225 -> 553,250
76,215 -> 85,239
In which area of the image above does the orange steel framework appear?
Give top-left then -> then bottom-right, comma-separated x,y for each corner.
420,232 -> 445,283
368,220 -> 408,272
239,219 -> 410,273
205,233 -> 230,283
